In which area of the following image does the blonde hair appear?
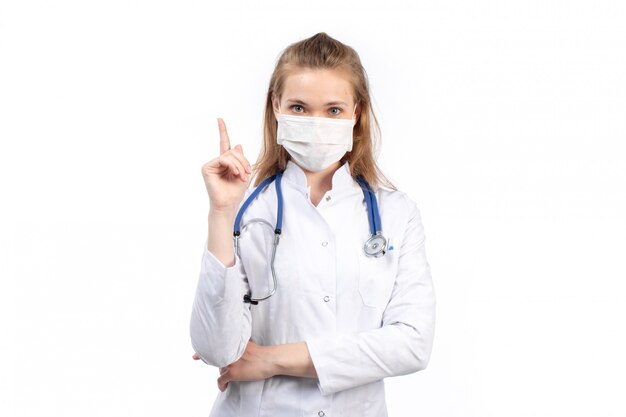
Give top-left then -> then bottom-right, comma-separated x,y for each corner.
251,32 -> 396,192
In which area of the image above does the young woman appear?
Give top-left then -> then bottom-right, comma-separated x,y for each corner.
190,32 -> 436,417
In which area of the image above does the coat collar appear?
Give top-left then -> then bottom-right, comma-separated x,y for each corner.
280,159 -> 358,197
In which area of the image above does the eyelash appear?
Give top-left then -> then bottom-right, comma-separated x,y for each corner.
291,105 -> 342,115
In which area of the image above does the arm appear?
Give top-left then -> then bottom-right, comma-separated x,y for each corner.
268,342 -> 318,379
189,206 -> 253,368
304,197 -> 436,395
206,207 -> 238,267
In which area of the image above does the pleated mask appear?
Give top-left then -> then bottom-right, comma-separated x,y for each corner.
276,102 -> 357,171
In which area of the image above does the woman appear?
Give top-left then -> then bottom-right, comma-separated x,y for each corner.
190,32 -> 436,417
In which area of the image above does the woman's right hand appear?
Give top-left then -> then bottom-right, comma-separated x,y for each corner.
201,118 -> 252,212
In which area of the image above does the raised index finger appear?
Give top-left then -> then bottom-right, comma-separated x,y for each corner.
217,118 -> 231,155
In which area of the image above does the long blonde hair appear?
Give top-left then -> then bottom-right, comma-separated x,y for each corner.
251,32 -> 396,192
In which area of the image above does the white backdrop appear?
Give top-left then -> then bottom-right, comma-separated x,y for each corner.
1,1 -> 625,416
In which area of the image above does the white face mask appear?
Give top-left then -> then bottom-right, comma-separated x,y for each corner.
275,101 -> 357,172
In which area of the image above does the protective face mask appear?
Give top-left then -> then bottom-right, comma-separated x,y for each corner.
275,102 -> 357,172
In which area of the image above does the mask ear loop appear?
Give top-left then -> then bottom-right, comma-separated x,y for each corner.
346,103 -> 357,152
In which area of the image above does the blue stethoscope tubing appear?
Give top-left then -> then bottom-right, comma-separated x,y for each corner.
233,170 -> 386,304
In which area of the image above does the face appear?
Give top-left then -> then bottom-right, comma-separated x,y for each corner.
273,67 -> 360,121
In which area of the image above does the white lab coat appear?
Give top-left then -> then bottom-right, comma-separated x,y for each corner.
190,160 -> 436,417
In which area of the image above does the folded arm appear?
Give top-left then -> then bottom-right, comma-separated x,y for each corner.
304,197 -> 436,395
189,236 -> 252,368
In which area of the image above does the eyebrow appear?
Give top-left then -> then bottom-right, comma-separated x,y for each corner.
286,98 -> 349,106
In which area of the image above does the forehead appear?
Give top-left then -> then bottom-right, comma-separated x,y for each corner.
282,67 -> 354,104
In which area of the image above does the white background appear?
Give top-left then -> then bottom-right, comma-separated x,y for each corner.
1,1 -> 625,416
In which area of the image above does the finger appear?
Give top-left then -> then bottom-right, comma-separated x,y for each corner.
227,149 -> 252,179
218,379 -> 229,392
192,353 -> 200,360
219,153 -> 249,182
218,118 -> 231,155
217,372 -> 230,391
202,156 -> 227,175
230,145 -> 252,174
217,153 -> 243,177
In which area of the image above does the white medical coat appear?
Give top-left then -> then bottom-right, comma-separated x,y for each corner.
190,160 -> 436,417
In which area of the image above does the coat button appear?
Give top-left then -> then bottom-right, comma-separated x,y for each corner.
323,296 -> 330,302
321,241 -> 328,247
318,411 -> 325,417
325,195 -> 331,201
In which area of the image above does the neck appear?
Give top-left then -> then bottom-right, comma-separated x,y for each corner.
297,160 -> 343,203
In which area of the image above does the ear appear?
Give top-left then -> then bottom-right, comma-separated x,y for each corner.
271,94 -> 280,120
354,102 -> 362,124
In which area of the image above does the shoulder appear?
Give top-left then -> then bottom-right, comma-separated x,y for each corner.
376,188 -> 428,253
376,187 -> 421,221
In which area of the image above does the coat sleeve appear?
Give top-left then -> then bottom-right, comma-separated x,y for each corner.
305,195 -> 436,395
189,234 -> 252,368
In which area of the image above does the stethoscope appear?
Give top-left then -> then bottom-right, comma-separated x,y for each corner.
233,171 -> 386,305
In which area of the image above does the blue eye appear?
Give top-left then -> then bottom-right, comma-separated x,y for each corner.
329,107 -> 342,115
291,105 -> 304,113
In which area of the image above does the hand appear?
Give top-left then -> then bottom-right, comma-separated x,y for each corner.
201,118 -> 253,212
191,341 -> 316,390
205,340 -> 275,392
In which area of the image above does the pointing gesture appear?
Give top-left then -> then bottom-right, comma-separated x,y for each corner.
201,118 -> 252,212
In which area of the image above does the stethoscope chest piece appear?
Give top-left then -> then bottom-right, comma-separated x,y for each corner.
364,233 -> 387,257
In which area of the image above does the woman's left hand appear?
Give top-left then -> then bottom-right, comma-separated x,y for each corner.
192,340 -> 277,392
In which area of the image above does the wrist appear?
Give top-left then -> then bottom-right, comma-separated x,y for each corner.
209,206 -> 238,218
264,344 -> 283,377
264,342 -> 316,378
